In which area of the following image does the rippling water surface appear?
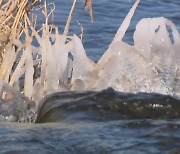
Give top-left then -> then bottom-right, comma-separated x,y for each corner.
51,0 -> 180,61
1,0 -> 180,153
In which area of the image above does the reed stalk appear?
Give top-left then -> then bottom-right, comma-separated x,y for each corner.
0,0 -> 94,104
0,0 -> 39,61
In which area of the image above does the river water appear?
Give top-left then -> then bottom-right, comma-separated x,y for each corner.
0,0 -> 180,153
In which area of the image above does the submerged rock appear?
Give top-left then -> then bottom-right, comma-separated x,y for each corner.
35,88 -> 180,123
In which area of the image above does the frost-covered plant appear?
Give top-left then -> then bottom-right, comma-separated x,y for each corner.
0,0 -> 180,111
0,0 -> 93,106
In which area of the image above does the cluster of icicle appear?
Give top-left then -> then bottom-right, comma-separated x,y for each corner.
0,0 -> 180,107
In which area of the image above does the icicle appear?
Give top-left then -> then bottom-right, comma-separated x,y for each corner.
32,79 -> 44,105
9,47 -> 27,88
0,44 -> 16,79
42,26 -> 59,95
24,45 -> 34,98
45,39 -> 59,95
96,0 -> 141,72
71,34 -> 94,90
39,26 -> 48,90
53,28 -> 69,83
114,0 -> 141,42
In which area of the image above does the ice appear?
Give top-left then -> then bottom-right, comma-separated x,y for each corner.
95,42 -> 169,94
24,45 -> 34,98
0,79 -> 36,123
0,43 -> 16,82
72,34 -> 94,90
53,28 -> 69,83
134,17 -> 180,94
96,0 -> 140,72
44,33 -> 59,95
1,0 -> 180,112
71,79 -> 85,91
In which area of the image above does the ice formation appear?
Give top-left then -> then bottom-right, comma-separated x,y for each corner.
0,0 -> 180,109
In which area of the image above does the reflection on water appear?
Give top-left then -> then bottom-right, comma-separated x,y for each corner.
0,0 -> 180,153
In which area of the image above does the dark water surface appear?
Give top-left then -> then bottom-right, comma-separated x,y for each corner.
0,0 -> 180,153
1,89 -> 180,154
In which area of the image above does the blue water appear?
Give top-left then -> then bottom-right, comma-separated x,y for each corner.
0,0 -> 180,153
50,0 -> 180,61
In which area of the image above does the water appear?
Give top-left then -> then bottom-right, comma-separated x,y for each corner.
50,0 -> 180,61
0,0 -> 180,153
1,89 -> 180,153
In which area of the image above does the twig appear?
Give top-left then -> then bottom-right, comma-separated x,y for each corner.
63,0 -> 77,36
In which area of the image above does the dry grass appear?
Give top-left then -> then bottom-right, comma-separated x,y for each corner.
0,0 -> 91,104
84,0 -> 93,22
0,0 -> 93,61
0,0 -> 39,38
0,0 -> 39,61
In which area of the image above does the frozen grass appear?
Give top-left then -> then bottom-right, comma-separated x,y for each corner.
0,0 -> 180,109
